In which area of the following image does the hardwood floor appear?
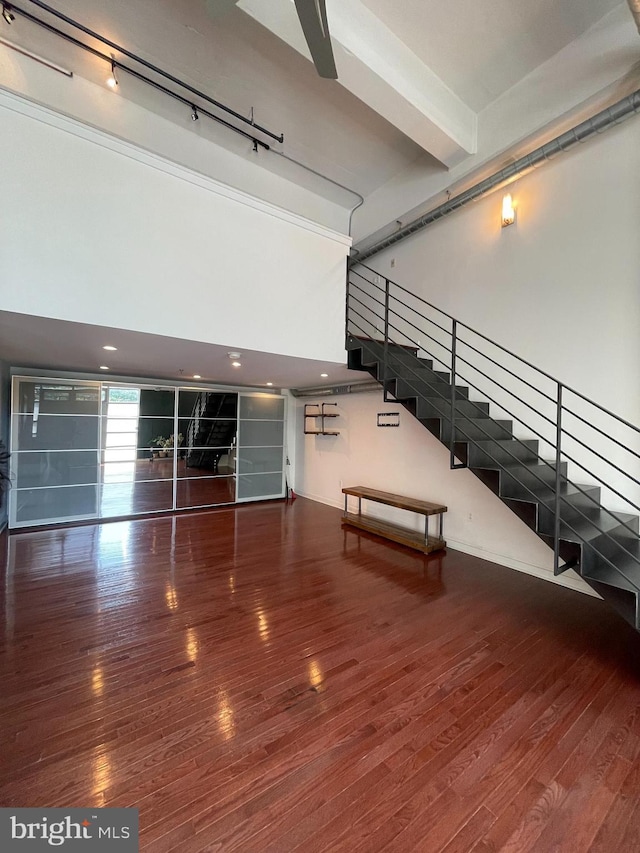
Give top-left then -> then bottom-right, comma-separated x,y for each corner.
1,497 -> 640,851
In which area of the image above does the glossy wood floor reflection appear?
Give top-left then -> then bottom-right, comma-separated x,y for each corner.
2,498 -> 640,852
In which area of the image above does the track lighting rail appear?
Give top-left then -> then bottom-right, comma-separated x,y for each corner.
3,0 -> 365,229
7,0 -> 283,148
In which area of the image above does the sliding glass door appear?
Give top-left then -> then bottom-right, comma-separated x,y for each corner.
237,393 -> 285,501
10,378 -> 101,526
176,390 -> 238,510
100,385 -> 175,517
9,377 -> 286,528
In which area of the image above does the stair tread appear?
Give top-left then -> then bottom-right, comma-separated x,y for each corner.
473,438 -> 537,448
419,394 -> 486,408
507,482 -> 600,506
584,559 -> 640,593
394,380 -> 467,392
558,510 -> 638,542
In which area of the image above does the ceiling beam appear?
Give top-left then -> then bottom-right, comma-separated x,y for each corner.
238,0 -> 477,168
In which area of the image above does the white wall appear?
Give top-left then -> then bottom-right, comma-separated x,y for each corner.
294,390 -> 593,595
0,45 -> 351,232
0,92 -> 351,364
369,117 -> 640,418
363,117 -> 640,514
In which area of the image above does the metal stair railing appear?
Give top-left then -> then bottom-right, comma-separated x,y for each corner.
186,393 -> 206,454
347,262 -> 640,587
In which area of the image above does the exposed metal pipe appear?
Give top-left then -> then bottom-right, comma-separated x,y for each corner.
273,149 -> 364,235
352,87 -> 640,265
628,0 -> 640,33
290,380 -> 379,397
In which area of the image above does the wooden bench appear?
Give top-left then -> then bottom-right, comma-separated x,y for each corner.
342,486 -> 447,554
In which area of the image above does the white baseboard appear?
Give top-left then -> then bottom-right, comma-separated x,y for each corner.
296,490 -> 598,599
444,538 -> 598,598
296,490 -> 343,510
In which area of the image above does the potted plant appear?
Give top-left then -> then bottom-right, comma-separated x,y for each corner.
150,436 -> 166,459
163,433 -> 184,458
150,434 -> 184,459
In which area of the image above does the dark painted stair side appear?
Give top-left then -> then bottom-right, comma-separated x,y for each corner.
346,335 -> 640,631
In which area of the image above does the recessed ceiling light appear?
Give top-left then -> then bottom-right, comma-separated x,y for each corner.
228,351 -> 241,359
232,361 -> 241,368
320,373 -> 328,378
102,345 -> 117,351
99,365 -> 110,370
193,374 -> 201,379
266,382 -> 273,386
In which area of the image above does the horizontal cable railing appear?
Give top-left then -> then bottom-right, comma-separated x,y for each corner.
347,263 -> 640,585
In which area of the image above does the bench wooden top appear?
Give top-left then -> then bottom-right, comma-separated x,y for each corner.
342,486 -> 447,516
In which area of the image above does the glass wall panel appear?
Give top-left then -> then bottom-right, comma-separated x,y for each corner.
178,390 -> 237,420
99,447 -> 178,483
136,390 -> 176,453
236,447 -> 283,475
239,395 -> 284,420
14,485 -> 98,524
10,378 -> 102,526
238,420 -> 284,447
14,451 -> 98,488
237,473 -> 283,500
176,476 -> 235,508
181,447 -> 234,477
100,480 -> 173,517
236,393 -> 285,503
13,414 -> 100,451
10,378 -> 285,527
106,418 -> 139,433
178,417 -> 237,446
13,380 -> 100,414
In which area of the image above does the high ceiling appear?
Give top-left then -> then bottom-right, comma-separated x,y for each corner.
0,0 -> 638,387
2,1 -> 635,220
361,0 -> 623,111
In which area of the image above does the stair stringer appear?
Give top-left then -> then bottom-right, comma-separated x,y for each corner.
346,336 -> 640,631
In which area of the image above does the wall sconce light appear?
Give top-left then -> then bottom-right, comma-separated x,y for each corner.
501,193 -> 515,228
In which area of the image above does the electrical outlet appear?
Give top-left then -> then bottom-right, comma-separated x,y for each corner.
390,258 -> 396,268
467,512 -> 473,521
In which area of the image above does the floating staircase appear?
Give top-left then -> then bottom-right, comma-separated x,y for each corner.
346,267 -> 640,631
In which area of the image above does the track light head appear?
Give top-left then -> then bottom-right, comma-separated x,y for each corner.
106,58 -> 118,89
191,105 -> 199,121
2,4 -> 15,24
